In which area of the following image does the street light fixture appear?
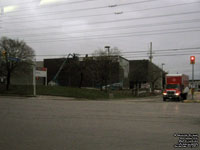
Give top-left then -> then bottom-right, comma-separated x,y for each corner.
105,46 -> 110,56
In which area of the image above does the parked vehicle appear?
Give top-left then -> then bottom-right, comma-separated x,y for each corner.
163,74 -> 189,101
102,83 -> 123,90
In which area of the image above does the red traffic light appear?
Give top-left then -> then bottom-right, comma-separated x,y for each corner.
190,56 -> 195,64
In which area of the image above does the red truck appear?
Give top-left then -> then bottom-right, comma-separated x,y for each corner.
163,74 -> 189,101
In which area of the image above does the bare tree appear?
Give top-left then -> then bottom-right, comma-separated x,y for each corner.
0,37 -> 35,90
148,62 -> 162,93
92,47 -> 121,91
93,47 -> 121,57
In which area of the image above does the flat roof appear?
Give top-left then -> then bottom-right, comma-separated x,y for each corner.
166,74 -> 183,76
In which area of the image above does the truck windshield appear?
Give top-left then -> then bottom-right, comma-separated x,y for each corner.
166,84 -> 180,89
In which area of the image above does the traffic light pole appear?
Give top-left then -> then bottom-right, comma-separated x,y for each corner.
190,56 -> 195,100
192,63 -> 194,100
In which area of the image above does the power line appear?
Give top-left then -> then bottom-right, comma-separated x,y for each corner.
25,28 -> 200,43
2,18 -> 200,35
35,52 -> 200,61
122,47 -> 200,54
33,46 -> 200,56
3,25 -> 200,39
121,52 -> 200,59
0,0 -> 96,8
125,52 -> 200,58
2,0 -> 158,18
2,10 -> 200,35
33,53 -> 200,62
2,0 -> 199,23
2,1 -> 200,25
20,26 -> 200,40
122,51 -> 200,57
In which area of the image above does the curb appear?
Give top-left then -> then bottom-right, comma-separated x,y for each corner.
183,100 -> 200,103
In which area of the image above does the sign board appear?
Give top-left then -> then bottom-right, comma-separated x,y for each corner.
35,67 -> 48,86
8,57 -> 20,62
36,70 -> 47,77
36,67 -> 47,71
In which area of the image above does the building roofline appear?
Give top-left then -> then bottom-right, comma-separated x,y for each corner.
118,55 -> 129,61
166,74 -> 186,76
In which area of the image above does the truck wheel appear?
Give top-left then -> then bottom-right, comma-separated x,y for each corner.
176,96 -> 180,101
184,94 -> 188,100
178,96 -> 183,102
182,94 -> 185,100
185,94 -> 188,100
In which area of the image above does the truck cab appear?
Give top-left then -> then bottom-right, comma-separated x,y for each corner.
163,74 -> 189,101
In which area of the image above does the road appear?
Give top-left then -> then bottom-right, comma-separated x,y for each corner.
0,96 -> 199,150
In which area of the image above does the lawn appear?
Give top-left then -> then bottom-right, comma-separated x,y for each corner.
0,85 -> 153,100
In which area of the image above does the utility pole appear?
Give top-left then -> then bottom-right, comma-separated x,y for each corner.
161,63 -> 165,90
33,57 -> 36,96
149,42 -> 153,63
104,46 -> 111,93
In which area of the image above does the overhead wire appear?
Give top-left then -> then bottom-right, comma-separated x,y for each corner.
2,18 -> 200,35
2,0 -> 159,18
2,3 -> 200,25
0,0 -> 96,7
8,26 -> 199,41
0,1 -> 199,59
33,46 -> 200,56
122,47 -> 200,54
35,51 -> 200,62
2,10 -> 200,35
24,28 -> 200,43
2,0 -> 200,24
125,52 -> 200,58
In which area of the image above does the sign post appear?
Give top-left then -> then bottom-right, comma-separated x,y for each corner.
190,56 -> 195,100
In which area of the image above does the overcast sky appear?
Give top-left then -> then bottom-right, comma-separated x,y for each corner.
0,0 -> 200,79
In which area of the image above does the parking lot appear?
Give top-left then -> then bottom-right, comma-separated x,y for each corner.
0,96 -> 199,150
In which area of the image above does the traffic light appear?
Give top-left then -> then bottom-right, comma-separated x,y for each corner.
1,50 -> 7,57
190,56 -> 195,64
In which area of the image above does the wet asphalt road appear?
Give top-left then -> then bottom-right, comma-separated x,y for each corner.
0,96 -> 199,150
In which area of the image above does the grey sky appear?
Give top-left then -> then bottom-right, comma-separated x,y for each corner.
0,0 -> 200,79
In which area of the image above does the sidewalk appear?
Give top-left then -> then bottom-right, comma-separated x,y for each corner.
0,95 -> 77,101
184,91 -> 200,103
28,95 -> 77,101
